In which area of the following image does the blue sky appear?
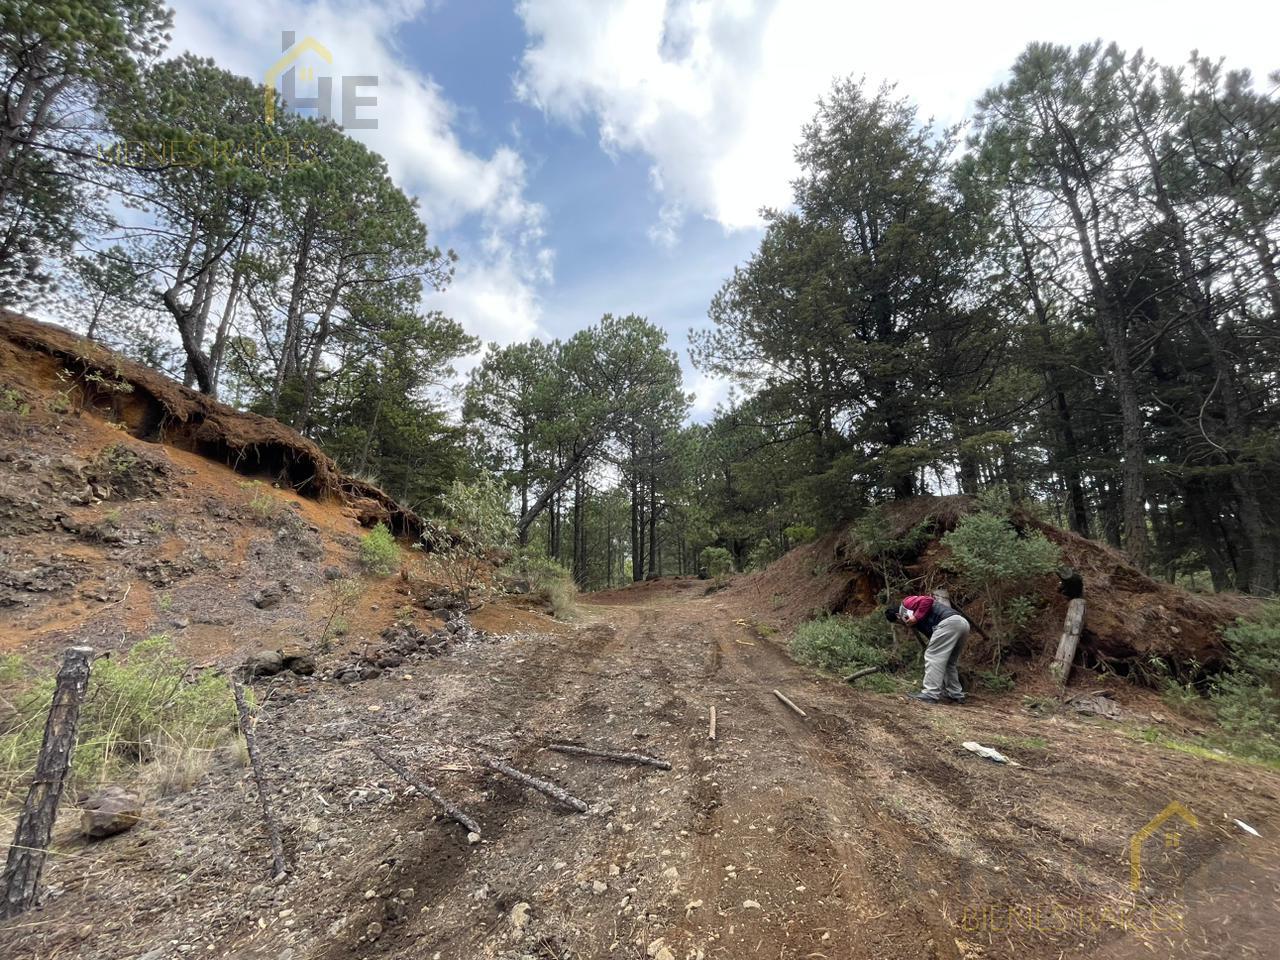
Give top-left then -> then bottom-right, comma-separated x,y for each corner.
168,0 -> 1279,419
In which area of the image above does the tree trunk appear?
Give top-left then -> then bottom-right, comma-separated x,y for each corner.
1058,178 -> 1148,567
647,433 -> 658,578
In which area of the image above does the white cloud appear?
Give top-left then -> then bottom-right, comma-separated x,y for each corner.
517,0 -> 1280,239
686,369 -> 731,420
169,0 -> 549,344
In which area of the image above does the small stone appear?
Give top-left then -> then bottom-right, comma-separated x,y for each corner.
277,643 -> 315,676
242,649 -> 284,678
742,899 -> 762,910
365,921 -> 382,941
252,583 -> 285,609
591,880 -> 608,895
510,901 -> 531,932
467,832 -> 481,845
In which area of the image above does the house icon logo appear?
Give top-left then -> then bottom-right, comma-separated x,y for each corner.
1129,801 -> 1198,892
263,32 -> 378,129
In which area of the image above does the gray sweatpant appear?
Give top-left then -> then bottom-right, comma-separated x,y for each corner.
922,615 -> 968,700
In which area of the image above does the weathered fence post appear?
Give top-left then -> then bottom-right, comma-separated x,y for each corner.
1051,598 -> 1086,686
1,646 -> 94,920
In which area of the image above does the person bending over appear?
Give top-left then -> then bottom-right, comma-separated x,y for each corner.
885,594 -> 969,704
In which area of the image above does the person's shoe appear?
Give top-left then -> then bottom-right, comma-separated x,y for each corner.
907,692 -> 941,704
944,695 -> 967,704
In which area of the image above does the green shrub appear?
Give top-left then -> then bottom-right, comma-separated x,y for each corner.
501,550 -> 578,619
699,546 -> 734,577
0,387 -> 29,415
942,512 -> 1061,585
1210,603 -> 1280,761
941,512 -> 1061,651
359,522 -> 400,576
850,506 -> 934,561
0,636 -> 237,800
746,537 -> 780,571
784,524 -> 817,545
425,476 -> 516,601
790,614 -> 893,674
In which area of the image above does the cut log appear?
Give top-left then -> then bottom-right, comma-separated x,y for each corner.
1051,598 -> 1086,686
773,689 -> 807,718
1,646 -> 93,920
708,705 -> 717,741
370,745 -> 482,836
232,680 -> 287,879
480,755 -> 588,813
546,743 -> 671,771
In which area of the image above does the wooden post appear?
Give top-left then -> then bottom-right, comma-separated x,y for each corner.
1,646 -> 93,920
232,681 -> 287,879
1051,598 -> 1086,686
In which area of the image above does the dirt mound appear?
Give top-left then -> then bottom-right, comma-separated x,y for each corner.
0,309 -> 419,536
729,496 -> 1246,673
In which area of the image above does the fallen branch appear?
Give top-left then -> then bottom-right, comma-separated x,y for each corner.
232,680 -> 287,880
547,743 -> 671,771
480,755 -> 589,813
843,665 -> 883,683
708,705 -> 717,741
370,745 -> 482,836
773,689 -> 807,718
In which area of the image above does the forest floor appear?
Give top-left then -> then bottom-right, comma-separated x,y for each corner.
4,577 -> 1279,960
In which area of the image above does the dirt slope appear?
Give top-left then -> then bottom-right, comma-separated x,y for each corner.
724,496 -> 1246,671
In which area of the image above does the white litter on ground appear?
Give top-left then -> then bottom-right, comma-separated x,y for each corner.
961,741 -> 1019,766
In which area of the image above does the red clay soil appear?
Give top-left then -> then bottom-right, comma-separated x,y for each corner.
0,310 -> 419,536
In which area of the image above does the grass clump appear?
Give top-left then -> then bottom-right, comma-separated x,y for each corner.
359,521 -> 400,576
0,636 -> 238,801
238,480 -> 281,523
790,614 -> 893,675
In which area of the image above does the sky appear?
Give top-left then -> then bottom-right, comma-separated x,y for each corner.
167,0 -> 1280,419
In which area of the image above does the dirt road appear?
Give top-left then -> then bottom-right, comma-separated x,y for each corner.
6,585 -> 1279,960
